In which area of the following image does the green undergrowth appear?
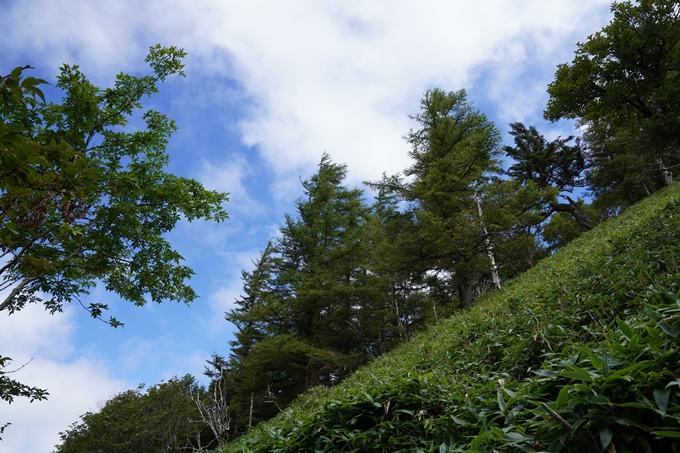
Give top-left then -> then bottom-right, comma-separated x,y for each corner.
222,184 -> 680,453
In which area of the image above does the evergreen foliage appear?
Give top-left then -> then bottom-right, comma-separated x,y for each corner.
371,89 -> 550,308
224,154 -> 383,432
370,88 -> 503,308
504,122 -> 595,232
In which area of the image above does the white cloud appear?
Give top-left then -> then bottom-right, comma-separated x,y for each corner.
174,0 -> 613,189
0,303 -> 73,362
3,0 -> 612,190
0,305 -> 128,452
207,249 -> 262,315
198,157 -> 247,195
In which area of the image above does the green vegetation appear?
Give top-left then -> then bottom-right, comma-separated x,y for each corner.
219,91 -> 553,440
1,46 -> 228,410
546,0 -> 680,211
0,45 -> 228,324
225,154 -> 380,428
56,376 -> 208,453
221,183 -> 680,452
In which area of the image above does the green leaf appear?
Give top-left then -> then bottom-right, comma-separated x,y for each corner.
588,350 -> 602,368
502,387 -> 516,398
601,351 -> 610,378
9,66 -> 23,80
556,385 -> 570,408
654,430 -> 680,438
599,427 -> 613,450
637,436 -> 652,453
560,368 -> 594,382
533,369 -> 557,378
503,432 -> 531,444
450,415 -> 469,426
497,389 -> 506,413
654,388 -> 670,414
619,401 -> 654,409
657,321 -> 678,338
617,317 -> 635,339
30,155 -> 53,168
644,305 -> 661,323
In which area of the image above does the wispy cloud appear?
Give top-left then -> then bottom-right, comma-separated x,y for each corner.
198,155 -> 267,216
206,248 -> 265,328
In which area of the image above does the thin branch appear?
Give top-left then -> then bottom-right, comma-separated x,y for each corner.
1,357 -> 35,374
540,402 -> 573,431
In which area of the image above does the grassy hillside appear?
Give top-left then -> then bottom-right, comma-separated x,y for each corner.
222,183 -> 680,453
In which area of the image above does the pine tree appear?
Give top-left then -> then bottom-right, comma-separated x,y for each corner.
503,122 -> 595,232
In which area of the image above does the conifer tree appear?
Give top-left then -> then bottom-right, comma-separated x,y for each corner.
225,154 -> 379,427
363,188 -> 434,344
371,89 -> 502,308
503,122 -> 595,232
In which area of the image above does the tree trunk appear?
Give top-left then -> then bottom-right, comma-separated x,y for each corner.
550,197 -> 595,232
474,192 -> 501,290
458,282 -> 475,309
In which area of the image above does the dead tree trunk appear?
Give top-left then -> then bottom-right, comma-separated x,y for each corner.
193,377 -> 231,448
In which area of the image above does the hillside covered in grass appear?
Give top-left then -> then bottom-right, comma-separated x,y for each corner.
222,183 -> 680,452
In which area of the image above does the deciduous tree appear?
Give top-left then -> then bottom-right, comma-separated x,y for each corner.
55,376 -> 209,453
0,46 -> 228,423
1,45 -> 228,323
545,0 -> 680,206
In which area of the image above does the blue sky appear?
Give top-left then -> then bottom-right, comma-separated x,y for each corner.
1,1 -> 613,450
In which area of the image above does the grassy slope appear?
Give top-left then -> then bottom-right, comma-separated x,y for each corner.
223,183 -> 680,452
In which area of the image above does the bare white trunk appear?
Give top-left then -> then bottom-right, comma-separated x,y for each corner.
388,277 -> 409,342
474,192 -> 501,290
657,157 -> 674,186
640,179 -> 652,196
